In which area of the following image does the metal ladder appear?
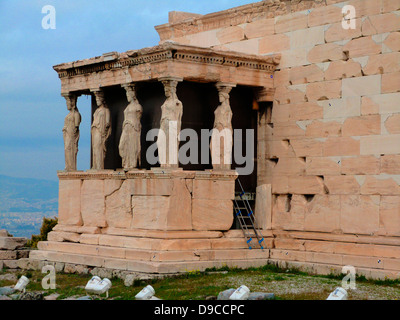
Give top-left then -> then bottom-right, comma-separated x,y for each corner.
233,179 -> 265,251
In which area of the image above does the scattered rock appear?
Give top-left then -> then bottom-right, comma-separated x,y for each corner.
248,292 -> 275,300
90,268 -> 113,279
124,274 -> 136,287
0,237 -> 27,250
0,287 -> 15,296
64,264 -> 77,274
77,296 -> 92,300
0,295 -> 12,300
18,292 -> 44,300
205,296 -> 217,300
75,265 -> 89,275
150,296 -> 162,300
217,288 -> 236,300
44,293 -> 60,301
0,230 -> 11,237
9,294 -> 20,300
0,273 -> 17,282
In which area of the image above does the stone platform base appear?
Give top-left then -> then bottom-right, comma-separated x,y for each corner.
30,228 -> 272,274
29,226 -> 400,280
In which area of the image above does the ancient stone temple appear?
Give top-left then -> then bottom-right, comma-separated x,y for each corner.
31,0 -> 400,279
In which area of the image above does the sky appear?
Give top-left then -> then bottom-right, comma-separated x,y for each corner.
0,0 -> 257,181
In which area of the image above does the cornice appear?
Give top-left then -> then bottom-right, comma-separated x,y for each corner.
53,43 -> 280,79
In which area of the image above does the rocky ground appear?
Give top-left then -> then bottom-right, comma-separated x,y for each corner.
0,266 -> 399,300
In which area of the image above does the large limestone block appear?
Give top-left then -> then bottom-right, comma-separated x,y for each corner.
384,114 -> 400,134
318,97 -> 361,120
288,176 -> 326,195
81,180 -> 107,228
361,13 -> 400,36
290,26 -> 325,49
259,34 -> 290,54
382,0 -> 400,13
324,20 -> 362,43
290,138 -> 323,157
275,11 -> 308,33
342,115 -> 381,136
323,137 -> 360,157
379,196 -> 400,236
306,157 -> 341,176
0,237 -> 27,250
306,80 -> 342,101
255,184 -> 272,230
193,179 -> 234,200
271,157 -> 306,175
342,75 -> 381,97
216,26 -> 245,44
129,178 -> 173,196
341,156 -> 380,175
304,195 -> 341,233
340,195 -> 380,235
382,72 -> 400,94
364,93 -> 400,115
289,64 -> 324,85
274,86 -> 307,105
324,60 -> 362,80
360,176 -> 400,195
278,48 -> 309,68
131,196 -> 169,230
308,5 -> 342,27
105,180 -> 132,229
192,199 -> 233,231
360,134 -> 400,155
288,102 -> 323,121
381,155 -> 400,174
305,120 -> 342,138
307,43 -> 346,63
166,178 -> 192,231
363,52 -> 400,76
58,179 -> 82,226
324,175 -> 360,195
243,18 -> 274,39
272,194 -> 306,231
343,36 -> 381,58
348,0 -> 382,18
384,32 -> 400,52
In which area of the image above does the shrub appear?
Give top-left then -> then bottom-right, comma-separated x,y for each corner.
27,216 -> 58,248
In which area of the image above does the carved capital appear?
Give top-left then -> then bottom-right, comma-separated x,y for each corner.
62,92 -> 78,111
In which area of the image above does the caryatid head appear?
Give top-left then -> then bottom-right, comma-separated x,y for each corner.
124,84 -> 137,103
94,90 -> 106,108
63,93 -> 77,111
162,80 -> 178,99
216,85 -> 233,105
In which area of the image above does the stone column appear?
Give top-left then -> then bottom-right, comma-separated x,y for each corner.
158,77 -> 183,169
62,92 -> 81,171
119,83 -> 143,170
90,89 -> 111,170
210,82 -> 236,171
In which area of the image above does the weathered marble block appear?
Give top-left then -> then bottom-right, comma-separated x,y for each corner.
57,170 -> 237,232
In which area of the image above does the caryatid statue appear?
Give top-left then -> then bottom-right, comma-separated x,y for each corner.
62,93 -> 81,171
210,83 -> 236,170
119,84 -> 143,169
91,89 -> 111,170
158,78 -> 183,168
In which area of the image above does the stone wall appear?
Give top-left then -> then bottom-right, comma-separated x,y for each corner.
155,0 -> 400,278
0,230 -> 29,270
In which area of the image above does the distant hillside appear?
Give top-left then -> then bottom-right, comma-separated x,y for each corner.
0,175 -> 58,238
